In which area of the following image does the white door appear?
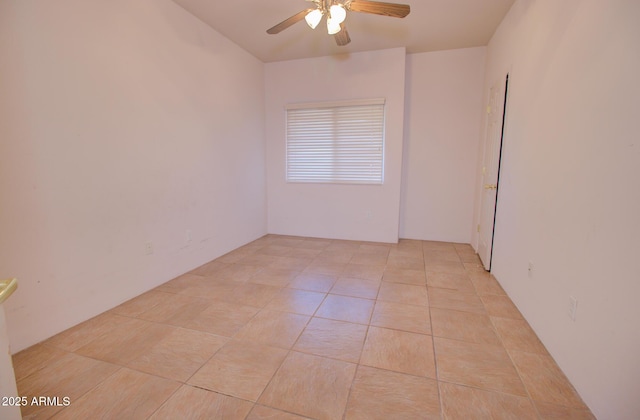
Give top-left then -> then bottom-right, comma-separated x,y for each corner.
478,75 -> 509,270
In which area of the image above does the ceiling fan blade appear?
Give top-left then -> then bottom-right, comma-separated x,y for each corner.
267,9 -> 314,34
347,0 -> 410,18
335,24 -> 351,46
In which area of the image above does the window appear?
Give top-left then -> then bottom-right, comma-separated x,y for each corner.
286,98 -> 385,184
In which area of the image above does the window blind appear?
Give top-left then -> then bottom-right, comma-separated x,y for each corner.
286,99 -> 385,184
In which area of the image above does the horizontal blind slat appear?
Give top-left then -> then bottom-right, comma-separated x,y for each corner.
286,101 -> 385,184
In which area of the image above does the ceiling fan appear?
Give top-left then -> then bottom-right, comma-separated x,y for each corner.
266,0 -> 411,46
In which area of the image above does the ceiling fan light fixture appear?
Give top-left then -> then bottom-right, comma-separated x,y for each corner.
326,16 -> 342,34
266,0 -> 410,47
329,4 -> 347,25
305,9 -> 323,29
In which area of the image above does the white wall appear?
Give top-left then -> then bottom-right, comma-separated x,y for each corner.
0,0 -> 266,352
473,0 -> 640,418
265,48 -> 406,243
400,48 -> 486,243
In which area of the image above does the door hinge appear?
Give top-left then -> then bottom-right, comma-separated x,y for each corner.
477,224 -> 480,233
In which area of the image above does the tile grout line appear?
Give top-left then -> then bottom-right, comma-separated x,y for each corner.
338,248 -> 385,420
424,242 -> 446,420
247,241 -> 336,418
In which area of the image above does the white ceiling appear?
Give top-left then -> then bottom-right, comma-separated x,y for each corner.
171,0 -> 515,63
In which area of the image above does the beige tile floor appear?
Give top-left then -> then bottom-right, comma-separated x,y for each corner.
13,235 -> 595,419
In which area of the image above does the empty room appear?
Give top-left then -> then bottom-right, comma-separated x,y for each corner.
1,0 -> 638,419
